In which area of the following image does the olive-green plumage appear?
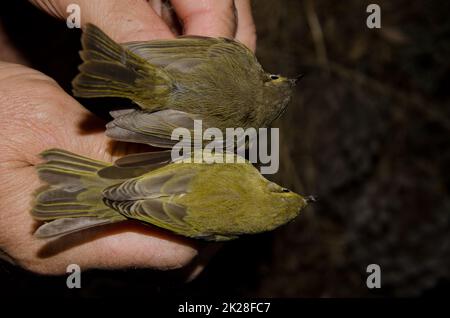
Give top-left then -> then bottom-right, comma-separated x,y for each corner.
32,149 -> 308,241
72,24 -> 297,148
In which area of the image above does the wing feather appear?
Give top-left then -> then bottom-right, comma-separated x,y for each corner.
123,36 -> 257,74
101,168 -> 199,235
97,150 -> 173,179
105,109 -> 199,148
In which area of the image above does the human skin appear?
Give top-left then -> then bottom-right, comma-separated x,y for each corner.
0,0 -> 256,274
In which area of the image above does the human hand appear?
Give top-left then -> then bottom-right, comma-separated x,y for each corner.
0,0 -> 256,274
29,0 -> 256,50
0,62 -> 199,274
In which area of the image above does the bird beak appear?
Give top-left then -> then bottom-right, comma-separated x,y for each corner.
304,195 -> 317,204
288,74 -> 304,87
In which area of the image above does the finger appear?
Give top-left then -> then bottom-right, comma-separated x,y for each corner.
148,0 -> 182,35
234,0 -> 257,51
147,0 -> 163,16
29,219 -> 199,273
184,243 -> 223,282
29,0 -> 175,42
170,0 -> 237,38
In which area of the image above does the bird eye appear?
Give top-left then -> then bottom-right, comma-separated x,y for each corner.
282,188 -> 290,193
270,74 -> 279,80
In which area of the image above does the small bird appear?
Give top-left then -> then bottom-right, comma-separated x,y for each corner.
32,149 -> 310,241
72,24 -> 298,148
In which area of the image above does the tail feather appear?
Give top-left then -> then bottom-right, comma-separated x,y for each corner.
80,23 -> 130,63
36,149 -> 108,186
40,148 -> 108,171
72,23 -> 169,103
32,149 -> 125,237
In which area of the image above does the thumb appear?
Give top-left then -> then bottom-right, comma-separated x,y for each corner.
30,0 -> 175,42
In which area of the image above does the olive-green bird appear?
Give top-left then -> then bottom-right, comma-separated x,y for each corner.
72,24 -> 298,148
32,149 -> 310,241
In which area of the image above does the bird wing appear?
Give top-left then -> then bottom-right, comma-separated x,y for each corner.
107,199 -> 190,235
102,168 -> 199,236
102,167 -> 196,200
97,150 -> 174,179
123,36 -> 257,74
105,109 -> 201,148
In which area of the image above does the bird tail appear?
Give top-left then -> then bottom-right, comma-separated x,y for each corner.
32,149 -> 125,238
72,23 -> 169,104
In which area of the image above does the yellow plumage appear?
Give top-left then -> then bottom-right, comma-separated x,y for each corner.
32,149 -> 309,241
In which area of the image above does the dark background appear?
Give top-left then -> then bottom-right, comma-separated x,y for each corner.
0,0 -> 449,298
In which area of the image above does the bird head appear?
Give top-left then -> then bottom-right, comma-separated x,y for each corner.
262,74 -> 302,124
